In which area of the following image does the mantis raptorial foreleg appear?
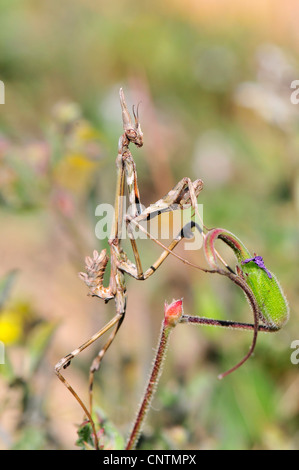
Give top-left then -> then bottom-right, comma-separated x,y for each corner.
121,171 -> 204,280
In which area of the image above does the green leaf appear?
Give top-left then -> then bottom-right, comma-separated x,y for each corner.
76,409 -> 125,450
99,414 -> 125,450
76,421 -> 95,450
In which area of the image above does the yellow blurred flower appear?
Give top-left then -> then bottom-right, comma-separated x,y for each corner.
54,153 -> 99,192
0,311 -> 22,345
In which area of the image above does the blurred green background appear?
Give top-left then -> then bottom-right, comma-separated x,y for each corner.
0,0 -> 298,450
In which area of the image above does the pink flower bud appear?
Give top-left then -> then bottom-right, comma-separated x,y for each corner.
164,299 -> 183,328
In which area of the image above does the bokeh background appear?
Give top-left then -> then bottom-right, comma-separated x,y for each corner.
0,0 -> 299,450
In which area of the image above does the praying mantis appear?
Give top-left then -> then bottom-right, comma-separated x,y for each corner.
55,89 -> 289,450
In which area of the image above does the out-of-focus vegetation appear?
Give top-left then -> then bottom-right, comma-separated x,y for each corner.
0,0 -> 298,450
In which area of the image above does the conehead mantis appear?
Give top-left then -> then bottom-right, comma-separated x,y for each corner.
55,89 -> 289,449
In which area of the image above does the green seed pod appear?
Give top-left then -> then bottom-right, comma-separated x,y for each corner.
240,259 -> 289,329
204,228 -> 289,329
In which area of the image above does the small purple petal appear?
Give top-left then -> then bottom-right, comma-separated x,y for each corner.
241,257 -> 255,264
241,255 -> 272,279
